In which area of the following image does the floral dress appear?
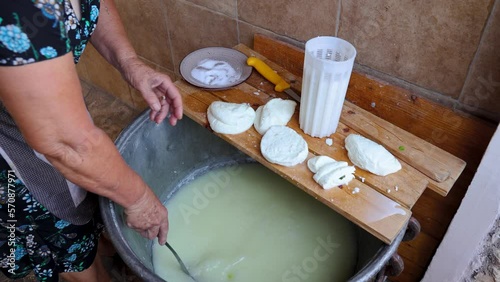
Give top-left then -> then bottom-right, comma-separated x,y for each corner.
0,0 -> 100,65
0,0 -> 103,281
0,160 -> 103,281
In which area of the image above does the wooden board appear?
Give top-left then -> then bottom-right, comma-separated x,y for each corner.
254,34 -> 474,196
234,44 -> 430,207
340,103 -> 466,194
235,43 -> 464,196
215,75 -> 427,210
176,81 -> 411,244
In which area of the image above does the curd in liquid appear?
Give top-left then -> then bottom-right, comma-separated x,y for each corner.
152,163 -> 358,282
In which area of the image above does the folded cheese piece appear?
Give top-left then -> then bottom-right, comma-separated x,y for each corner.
307,155 -> 336,173
314,165 -> 356,190
307,156 -> 356,189
207,101 -> 256,134
345,134 -> 402,176
254,98 -> 297,135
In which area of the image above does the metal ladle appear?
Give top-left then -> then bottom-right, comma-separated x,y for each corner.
165,242 -> 197,281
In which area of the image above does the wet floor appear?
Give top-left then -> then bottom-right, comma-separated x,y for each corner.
0,81 -> 143,281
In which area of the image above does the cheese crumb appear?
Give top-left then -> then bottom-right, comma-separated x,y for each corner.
395,185 -> 399,191
326,138 -> 333,146
387,189 -> 391,193
352,187 -> 360,194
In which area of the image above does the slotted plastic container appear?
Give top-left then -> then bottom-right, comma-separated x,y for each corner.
299,36 -> 357,138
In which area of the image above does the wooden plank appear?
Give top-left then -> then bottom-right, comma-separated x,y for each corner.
238,42 -> 465,197
235,44 -> 430,206
344,73 -> 495,170
234,44 -> 303,98
227,77 -> 428,209
253,34 -> 305,77
252,33 -> 493,196
340,103 -> 466,195
176,80 -> 411,244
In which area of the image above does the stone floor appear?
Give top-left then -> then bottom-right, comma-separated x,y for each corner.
463,217 -> 500,282
82,80 -> 142,141
0,81 -> 143,281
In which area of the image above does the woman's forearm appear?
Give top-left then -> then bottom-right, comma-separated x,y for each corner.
90,0 -> 138,76
0,31 -> 169,244
43,124 -> 150,209
0,54 -> 148,209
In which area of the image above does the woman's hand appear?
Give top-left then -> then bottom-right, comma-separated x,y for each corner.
124,188 -> 169,245
122,58 -> 183,125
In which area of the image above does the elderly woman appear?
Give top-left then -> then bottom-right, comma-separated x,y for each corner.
0,0 -> 182,281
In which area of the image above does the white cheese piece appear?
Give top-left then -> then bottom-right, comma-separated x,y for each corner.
345,134 -> 402,176
260,126 -> 308,167
254,98 -> 296,135
314,161 -> 350,176
307,156 -> 336,173
307,156 -> 356,190
207,101 -> 255,134
314,164 -> 355,190
326,138 -> 333,146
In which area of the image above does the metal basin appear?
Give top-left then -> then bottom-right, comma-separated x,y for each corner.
99,111 -> 406,281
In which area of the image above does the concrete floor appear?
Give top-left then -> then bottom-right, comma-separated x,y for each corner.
0,81 -> 144,281
463,217 -> 500,282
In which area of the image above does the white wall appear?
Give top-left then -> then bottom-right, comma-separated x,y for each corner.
422,124 -> 500,282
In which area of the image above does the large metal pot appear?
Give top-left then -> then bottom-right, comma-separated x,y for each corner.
99,111 -> 407,282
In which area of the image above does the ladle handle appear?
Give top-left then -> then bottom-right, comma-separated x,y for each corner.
165,242 -> 195,280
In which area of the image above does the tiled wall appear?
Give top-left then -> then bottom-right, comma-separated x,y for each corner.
77,0 -> 500,122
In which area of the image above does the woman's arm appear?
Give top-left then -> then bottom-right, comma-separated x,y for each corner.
89,0 -> 182,125
0,53 -> 168,243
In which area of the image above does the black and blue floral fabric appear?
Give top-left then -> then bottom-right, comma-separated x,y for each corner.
0,160 -> 103,281
0,0 -> 100,66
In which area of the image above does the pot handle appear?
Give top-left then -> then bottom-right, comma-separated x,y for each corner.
385,253 -> 405,277
375,253 -> 405,281
403,217 -> 421,241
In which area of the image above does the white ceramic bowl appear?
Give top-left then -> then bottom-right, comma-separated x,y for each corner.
180,47 -> 252,89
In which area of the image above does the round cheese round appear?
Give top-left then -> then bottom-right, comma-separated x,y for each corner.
260,126 -> 308,167
254,98 -> 296,135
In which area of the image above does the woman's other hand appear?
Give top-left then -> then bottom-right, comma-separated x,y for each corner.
87,0 -> 182,126
122,58 -> 183,125
124,188 -> 169,245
